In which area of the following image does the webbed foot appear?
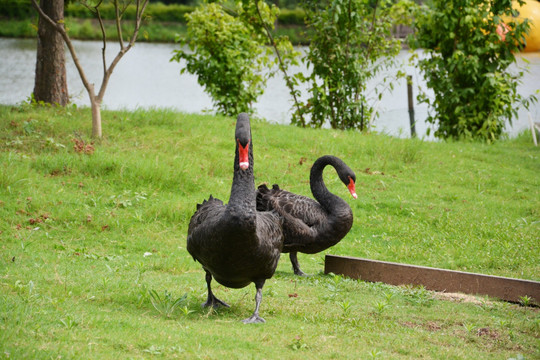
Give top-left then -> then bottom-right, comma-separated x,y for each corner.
293,268 -> 307,276
202,293 -> 229,308
242,314 -> 265,324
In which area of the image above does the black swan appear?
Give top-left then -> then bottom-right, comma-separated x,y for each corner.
186,113 -> 283,324
256,155 -> 356,276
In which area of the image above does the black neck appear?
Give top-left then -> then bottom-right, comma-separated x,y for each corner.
310,156 -> 349,213
229,140 -> 255,208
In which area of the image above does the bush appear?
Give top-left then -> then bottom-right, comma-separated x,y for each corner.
171,2 -> 276,116
145,3 -> 193,22
292,0 -> 410,130
277,7 -> 305,25
0,0 -> 34,19
410,0 -> 538,141
65,2 -> 194,22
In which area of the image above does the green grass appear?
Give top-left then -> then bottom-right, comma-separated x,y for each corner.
0,105 -> 539,359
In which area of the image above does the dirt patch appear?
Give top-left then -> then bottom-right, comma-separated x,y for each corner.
401,320 -> 443,332
476,327 -> 501,339
433,291 -> 492,305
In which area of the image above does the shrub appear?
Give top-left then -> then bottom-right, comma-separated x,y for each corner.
292,0 -> 411,130
0,0 -> 34,19
410,0 -> 538,141
277,7 -> 305,25
170,2 -> 276,116
65,2 -> 194,22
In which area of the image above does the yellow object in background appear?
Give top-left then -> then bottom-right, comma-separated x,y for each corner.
506,0 -> 540,52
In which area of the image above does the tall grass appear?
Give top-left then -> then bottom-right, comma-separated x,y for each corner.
0,105 -> 538,359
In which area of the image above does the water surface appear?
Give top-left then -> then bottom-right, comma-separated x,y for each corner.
1,38 -> 538,138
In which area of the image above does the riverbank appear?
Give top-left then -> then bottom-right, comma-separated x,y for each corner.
0,17 -> 311,44
3,38 -> 538,139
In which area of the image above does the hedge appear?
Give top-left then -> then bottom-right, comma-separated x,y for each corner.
0,1 -> 305,26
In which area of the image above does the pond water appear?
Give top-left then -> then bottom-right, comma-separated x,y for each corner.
1,37 -> 539,138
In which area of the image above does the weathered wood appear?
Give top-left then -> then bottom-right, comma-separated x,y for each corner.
407,75 -> 416,138
325,255 -> 540,306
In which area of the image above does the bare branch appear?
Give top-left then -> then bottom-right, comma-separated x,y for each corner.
129,0 -> 149,47
92,2 -> 108,78
97,0 -> 149,101
114,0 -> 125,49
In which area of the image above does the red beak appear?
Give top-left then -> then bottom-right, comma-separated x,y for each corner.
238,139 -> 250,170
347,177 -> 357,199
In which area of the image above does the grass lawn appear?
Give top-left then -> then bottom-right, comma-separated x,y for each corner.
0,105 -> 538,359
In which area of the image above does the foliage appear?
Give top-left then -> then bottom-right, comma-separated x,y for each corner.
66,1 -> 194,22
410,0 -> 538,142
292,0 -> 415,130
0,0 -> 34,19
0,0 -> 306,26
274,7 -> 305,25
68,1 -> 308,24
171,1 -> 278,116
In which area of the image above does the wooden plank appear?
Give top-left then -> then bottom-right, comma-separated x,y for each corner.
324,255 -> 540,306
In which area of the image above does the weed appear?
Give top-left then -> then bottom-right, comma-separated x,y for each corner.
109,190 -> 148,208
337,300 -> 353,317
22,119 -> 38,135
463,322 -> 477,335
324,274 -> 344,299
142,345 -> 163,355
401,285 -> 434,307
148,290 -> 188,319
59,314 -> 79,330
13,280 -> 39,303
368,350 -> 382,358
518,295 -> 532,307
178,305 -> 194,316
373,301 -> 389,316
289,335 -> 309,351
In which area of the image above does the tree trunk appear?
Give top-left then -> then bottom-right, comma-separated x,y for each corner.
91,100 -> 102,138
34,0 -> 68,106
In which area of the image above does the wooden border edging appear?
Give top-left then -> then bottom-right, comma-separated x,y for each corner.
324,255 -> 540,306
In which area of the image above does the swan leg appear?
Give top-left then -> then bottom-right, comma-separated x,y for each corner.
290,252 -> 307,276
202,270 -> 229,308
242,280 -> 266,324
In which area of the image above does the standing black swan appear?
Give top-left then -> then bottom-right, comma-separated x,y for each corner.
186,113 -> 283,324
256,155 -> 356,276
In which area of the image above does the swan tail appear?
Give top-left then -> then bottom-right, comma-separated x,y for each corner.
256,184 -> 279,211
196,195 -> 223,210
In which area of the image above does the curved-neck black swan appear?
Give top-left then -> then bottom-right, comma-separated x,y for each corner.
256,155 -> 356,276
187,113 -> 283,323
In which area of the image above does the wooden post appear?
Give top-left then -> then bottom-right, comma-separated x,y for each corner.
407,75 -> 416,138
529,112 -> 538,146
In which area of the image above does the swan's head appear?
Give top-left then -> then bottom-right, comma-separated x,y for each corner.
347,176 -> 357,199
235,113 -> 251,170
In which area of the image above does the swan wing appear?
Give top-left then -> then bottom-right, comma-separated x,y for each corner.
186,196 -> 226,261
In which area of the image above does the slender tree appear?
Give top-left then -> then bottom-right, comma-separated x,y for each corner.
34,0 -> 68,106
31,0 -> 149,138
